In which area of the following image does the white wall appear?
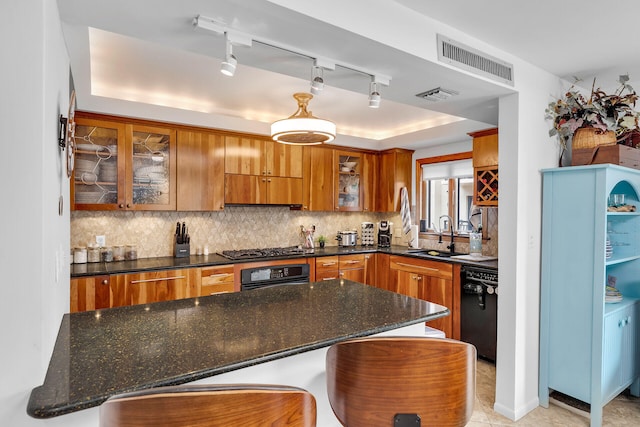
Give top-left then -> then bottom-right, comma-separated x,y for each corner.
0,0 -> 70,425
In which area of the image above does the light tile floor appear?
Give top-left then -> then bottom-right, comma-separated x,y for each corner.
470,359 -> 640,426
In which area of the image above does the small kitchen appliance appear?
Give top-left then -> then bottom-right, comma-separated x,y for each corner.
377,221 -> 392,247
336,230 -> 358,247
361,222 -> 375,246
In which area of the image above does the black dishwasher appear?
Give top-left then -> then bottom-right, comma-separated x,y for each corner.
460,265 -> 498,362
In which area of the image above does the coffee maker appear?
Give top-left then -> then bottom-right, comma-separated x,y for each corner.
377,221 -> 393,247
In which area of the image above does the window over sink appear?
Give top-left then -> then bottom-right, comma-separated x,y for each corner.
417,153 -> 483,238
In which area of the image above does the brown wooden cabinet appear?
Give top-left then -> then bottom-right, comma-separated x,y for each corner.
302,145 -> 334,211
389,255 -> 453,337
361,153 -> 378,212
335,150 -> 364,211
72,113 -> 177,211
315,254 -> 366,282
176,129 -> 225,211
470,128 -> 498,206
224,174 -> 302,205
122,269 -> 195,306
224,135 -> 303,205
199,265 -> 235,295
377,148 -> 413,212
70,275 -> 111,313
363,253 -> 377,286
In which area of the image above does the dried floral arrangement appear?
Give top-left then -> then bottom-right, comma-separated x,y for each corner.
545,75 -> 640,151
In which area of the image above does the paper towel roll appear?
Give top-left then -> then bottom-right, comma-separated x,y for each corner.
408,225 -> 420,249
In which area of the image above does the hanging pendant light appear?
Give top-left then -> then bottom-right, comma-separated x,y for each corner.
271,93 -> 336,145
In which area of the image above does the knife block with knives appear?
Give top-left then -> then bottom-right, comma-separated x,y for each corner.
174,221 -> 190,258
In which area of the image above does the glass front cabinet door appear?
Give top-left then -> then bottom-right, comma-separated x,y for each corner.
335,150 -> 362,211
72,115 -> 176,210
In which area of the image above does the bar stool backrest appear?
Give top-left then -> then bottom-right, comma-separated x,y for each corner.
99,383 -> 317,427
326,337 -> 476,427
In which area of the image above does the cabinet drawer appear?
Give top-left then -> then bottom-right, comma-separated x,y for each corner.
316,256 -> 339,274
201,282 -> 235,296
316,269 -> 341,281
201,265 -> 234,286
339,254 -> 365,270
389,255 -> 452,280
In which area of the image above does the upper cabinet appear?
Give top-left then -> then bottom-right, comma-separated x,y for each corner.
470,128 -> 498,206
72,114 -> 176,210
224,136 -> 303,205
72,113 -> 414,213
302,145 -> 335,211
176,129 -> 225,211
335,150 -> 364,211
377,149 -> 413,212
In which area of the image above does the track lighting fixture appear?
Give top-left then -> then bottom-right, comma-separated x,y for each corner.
310,65 -> 324,95
220,34 -> 237,77
368,80 -> 381,108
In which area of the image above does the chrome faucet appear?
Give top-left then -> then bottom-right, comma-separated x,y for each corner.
439,215 -> 455,253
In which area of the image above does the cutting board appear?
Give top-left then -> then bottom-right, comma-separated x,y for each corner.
450,254 -> 498,262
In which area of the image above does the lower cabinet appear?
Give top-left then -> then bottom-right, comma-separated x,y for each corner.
121,269 -> 196,306
70,275 -> 111,313
389,255 -> 453,337
603,300 -> 639,402
315,254 -> 366,282
199,265 -> 235,295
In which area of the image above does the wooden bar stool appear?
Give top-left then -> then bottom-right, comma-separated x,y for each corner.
99,383 -> 317,427
326,337 -> 476,427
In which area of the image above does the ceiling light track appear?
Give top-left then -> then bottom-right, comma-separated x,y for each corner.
193,14 -> 390,89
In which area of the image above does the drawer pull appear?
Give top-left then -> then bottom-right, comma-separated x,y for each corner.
322,277 -> 338,281
130,275 -> 185,284
207,273 -> 232,279
343,260 -> 360,265
321,262 -> 338,266
395,262 -> 438,272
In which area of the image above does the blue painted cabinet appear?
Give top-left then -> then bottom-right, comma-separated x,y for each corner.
540,164 -> 640,427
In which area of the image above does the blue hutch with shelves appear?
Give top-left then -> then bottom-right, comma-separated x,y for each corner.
540,164 -> 640,427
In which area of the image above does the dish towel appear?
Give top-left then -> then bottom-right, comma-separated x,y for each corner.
400,186 -> 411,235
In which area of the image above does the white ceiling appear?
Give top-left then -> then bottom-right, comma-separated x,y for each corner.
57,0 -> 640,151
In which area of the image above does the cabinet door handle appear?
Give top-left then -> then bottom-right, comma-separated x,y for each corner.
395,262 -> 438,272
101,279 -> 109,285
130,275 -> 186,284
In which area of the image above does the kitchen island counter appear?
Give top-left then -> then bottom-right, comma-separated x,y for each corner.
28,279 -> 448,419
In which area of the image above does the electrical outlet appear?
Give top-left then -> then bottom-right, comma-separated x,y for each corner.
96,235 -> 106,247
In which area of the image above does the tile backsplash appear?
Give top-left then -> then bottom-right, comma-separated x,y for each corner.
71,207 -> 401,258
71,206 -> 497,258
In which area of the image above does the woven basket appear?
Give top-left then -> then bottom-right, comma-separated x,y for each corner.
572,127 -> 616,149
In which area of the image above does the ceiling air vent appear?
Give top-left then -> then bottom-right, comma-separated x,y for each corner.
437,34 -> 514,86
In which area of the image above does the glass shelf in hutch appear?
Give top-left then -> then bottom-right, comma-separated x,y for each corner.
336,151 -> 362,211
474,166 -> 498,206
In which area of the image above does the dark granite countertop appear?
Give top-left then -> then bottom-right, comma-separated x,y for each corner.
27,279 -> 448,418
70,245 -> 497,277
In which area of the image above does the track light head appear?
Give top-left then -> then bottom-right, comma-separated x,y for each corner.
220,33 -> 238,77
221,54 -> 237,76
368,81 -> 381,108
310,66 -> 324,95
310,76 -> 324,95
